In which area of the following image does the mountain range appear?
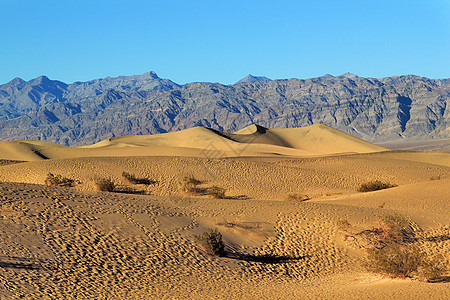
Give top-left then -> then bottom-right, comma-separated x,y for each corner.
0,71 -> 449,146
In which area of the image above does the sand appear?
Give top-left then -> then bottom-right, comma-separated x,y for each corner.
0,125 -> 449,299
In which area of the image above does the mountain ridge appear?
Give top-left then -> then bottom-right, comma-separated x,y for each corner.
0,72 -> 449,147
237,74 -> 272,84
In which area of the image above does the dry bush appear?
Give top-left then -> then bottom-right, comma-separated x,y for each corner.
182,176 -> 206,195
417,254 -> 447,281
358,180 -> 397,192
44,173 -> 74,187
337,219 -> 351,231
184,176 -> 201,186
359,214 -> 445,281
121,171 -> 154,185
381,214 -> 415,239
216,219 -> 259,230
207,186 -> 226,199
287,193 -> 310,202
94,177 -> 115,192
194,228 -> 225,256
365,244 -> 445,280
355,214 -> 415,249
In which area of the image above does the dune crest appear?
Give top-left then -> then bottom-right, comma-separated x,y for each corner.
0,124 -> 387,161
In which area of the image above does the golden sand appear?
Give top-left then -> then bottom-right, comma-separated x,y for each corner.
0,125 -> 448,299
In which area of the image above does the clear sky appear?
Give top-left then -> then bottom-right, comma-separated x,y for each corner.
1,0 -> 449,85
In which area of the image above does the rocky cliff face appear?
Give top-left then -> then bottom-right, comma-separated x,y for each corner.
0,72 -> 448,146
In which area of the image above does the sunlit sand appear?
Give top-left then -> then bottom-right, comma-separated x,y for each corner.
0,125 -> 448,298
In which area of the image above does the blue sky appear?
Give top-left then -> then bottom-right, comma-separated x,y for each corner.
1,0 -> 449,85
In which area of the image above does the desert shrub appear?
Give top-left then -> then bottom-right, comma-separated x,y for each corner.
44,173 -> 74,187
358,180 -> 397,192
365,244 -> 445,280
94,177 -> 115,192
337,219 -> 351,230
368,214 -> 416,246
417,254 -> 447,281
184,176 -> 201,186
182,176 -> 206,195
356,214 -> 415,248
216,220 -> 255,230
287,193 -> 310,202
194,228 -> 225,256
183,185 -> 206,195
121,171 -> 154,185
381,214 -> 414,238
359,213 -> 445,280
207,186 -> 226,199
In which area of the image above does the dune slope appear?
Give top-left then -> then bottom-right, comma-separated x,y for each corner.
0,125 -> 448,299
0,124 -> 387,161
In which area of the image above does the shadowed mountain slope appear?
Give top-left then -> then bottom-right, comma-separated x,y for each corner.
0,72 -> 448,147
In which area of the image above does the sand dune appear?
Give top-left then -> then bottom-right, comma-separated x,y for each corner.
0,125 -> 449,299
0,124 -> 387,161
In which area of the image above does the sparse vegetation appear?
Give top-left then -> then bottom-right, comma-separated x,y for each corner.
381,214 -> 415,241
184,176 -> 201,186
358,180 -> 397,192
355,213 -> 446,281
287,193 -> 310,202
207,186 -> 226,199
122,171 -> 154,185
182,176 -> 205,195
44,173 -> 74,187
94,177 -> 115,192
365,244 -> 445,280
180,176 -> 228,199
194,228 -> 225,256
216,219 -> 260,230
337,219 -> 351,230
354,214 -> 415,249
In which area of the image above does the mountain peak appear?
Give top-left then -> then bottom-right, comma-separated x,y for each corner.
29,75 -> 51,85
236,74 -> 271,84
140,71 -> 159,79
339,72 -> 358,79
6,77 -> 26,87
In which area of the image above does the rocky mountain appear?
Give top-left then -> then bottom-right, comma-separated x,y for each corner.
237,74 -> 272,84
0,72 -> 448,146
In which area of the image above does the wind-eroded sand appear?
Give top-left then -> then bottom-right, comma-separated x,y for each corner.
0,124 -> 449,299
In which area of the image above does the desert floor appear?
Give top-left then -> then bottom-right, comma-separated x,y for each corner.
0,125 -> 449,299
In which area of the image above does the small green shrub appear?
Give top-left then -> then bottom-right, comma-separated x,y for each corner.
287,193 -> 310,202
122,171 -> 154,185
207,186 -> 226,199
44,173 -> 74,187
194,228 -> 225,256
94,177 -> 115,192
358,180 -> 397,192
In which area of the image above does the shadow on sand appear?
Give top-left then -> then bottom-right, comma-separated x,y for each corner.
0,256 -> 42,270
225,251 -> 307,264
